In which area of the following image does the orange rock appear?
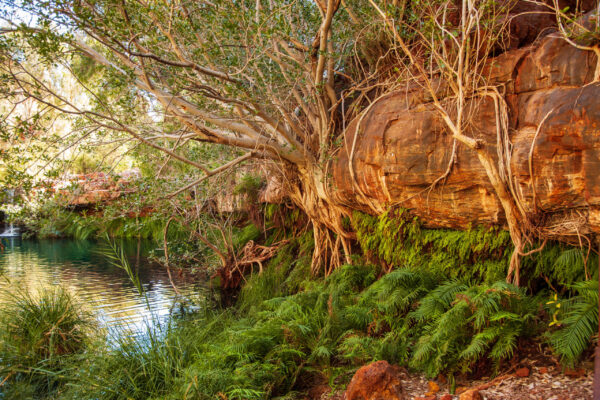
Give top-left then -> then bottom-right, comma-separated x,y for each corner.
564,368 -> 586,378
458,389 -> 482,400
515,367 -> 530,377
440,395 -> 453,400
426,380 -> 441,395
331,31 -> 600,236
344,360 -> 404,400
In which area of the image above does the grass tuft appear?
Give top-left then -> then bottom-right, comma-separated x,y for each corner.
0,286 -> 95,398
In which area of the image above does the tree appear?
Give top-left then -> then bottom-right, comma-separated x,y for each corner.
0,0 -> 598,277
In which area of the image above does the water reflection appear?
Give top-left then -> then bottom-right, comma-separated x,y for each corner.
0,237 -> 206,338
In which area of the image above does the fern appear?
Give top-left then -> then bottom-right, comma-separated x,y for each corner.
409,281 -> 539,377
548,280 -> 598,366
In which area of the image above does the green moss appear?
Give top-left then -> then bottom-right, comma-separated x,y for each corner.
232,222 -> 262,250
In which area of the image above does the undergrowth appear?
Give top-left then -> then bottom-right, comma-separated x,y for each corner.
2,208 -> 598,399
49,259 -> 597,400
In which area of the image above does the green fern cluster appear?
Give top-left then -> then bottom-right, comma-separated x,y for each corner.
528,246 -> 597,287
409,281 -> 540,376
352,210 -> 512,283
548,280 -> 599,366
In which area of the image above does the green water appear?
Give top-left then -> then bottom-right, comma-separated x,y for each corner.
0,237 -> 205,337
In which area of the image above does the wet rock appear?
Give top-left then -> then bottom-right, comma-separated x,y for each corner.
344,360 -> 404,400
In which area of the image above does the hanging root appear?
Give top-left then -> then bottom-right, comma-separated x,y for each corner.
311,224 -> 343,277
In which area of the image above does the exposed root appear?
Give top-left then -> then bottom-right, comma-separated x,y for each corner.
214,239 -> 289,290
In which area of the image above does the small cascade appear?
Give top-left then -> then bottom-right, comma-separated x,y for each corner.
0,223 -> 20,237
0,189 -> 20,237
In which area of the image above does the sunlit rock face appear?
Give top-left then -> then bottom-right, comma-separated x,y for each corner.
47,169 -> 141,206
328,23 -> 600,235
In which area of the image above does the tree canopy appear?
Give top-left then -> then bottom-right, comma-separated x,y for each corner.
1,0 -> 598,279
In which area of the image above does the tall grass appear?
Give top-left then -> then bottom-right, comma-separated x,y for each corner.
61,320 -> 204,400
0,286 -> 95,398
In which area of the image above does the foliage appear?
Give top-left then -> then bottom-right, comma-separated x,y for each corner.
1,204 -> 598,398
548,280 -> 599,366
409,281 -> 540,377
0,229 -> 598,399
351,209 -> 598,288
352,209 -> 512,283
62,321 -> 203,400
530,247 -> 597,287
234,174 -> 265,201
236,232 -> 313,313
61,262 -> 553,399
0,286 -> 95,398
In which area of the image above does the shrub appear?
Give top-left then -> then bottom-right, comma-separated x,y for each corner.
409,281 -> 541,377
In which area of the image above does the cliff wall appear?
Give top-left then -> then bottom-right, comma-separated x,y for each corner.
329,27 -> 600,237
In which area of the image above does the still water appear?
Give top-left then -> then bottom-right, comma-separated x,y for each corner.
0,237 -> 206,338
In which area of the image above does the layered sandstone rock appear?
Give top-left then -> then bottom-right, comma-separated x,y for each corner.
328,27 -> 600,236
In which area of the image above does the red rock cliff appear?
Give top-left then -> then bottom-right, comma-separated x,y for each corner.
328,27 -> 600,237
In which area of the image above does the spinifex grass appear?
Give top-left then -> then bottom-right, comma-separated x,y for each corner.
0,285 -> 95,397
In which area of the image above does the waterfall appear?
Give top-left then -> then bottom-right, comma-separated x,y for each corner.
0,189 -> 20,237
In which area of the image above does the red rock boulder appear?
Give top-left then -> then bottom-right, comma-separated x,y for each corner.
344,360 -> 405,400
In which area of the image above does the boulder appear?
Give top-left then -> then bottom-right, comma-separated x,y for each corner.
344,360 -> 404,400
